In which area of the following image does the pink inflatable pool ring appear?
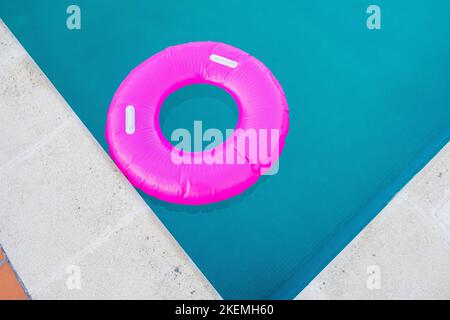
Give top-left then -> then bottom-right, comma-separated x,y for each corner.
106,42 -> 289,205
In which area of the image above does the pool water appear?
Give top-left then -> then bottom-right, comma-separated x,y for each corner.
1,0 -> 449,299
160,84 -> 239,152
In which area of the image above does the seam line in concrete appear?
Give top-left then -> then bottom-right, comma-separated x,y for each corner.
32,207 -> 149,295
0,119 -> 72,173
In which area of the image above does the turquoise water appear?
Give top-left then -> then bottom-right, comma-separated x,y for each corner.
1,1 -> 449,299
160,84 -> 239,152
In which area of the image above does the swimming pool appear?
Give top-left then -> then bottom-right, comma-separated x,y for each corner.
1,0 -> 449,299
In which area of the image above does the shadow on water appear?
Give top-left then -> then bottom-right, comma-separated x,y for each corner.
159,83 -> 239,151
159,83 -> 239,128
142,175 -> 270,215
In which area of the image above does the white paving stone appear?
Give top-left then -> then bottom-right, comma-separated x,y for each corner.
36,212 -> 218,299
0,22 -> 72,167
